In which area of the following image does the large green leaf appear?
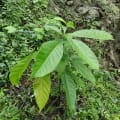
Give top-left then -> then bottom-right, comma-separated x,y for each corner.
69,29 -> 113,41
61,72 -> 76,113
71,58 -> 96,84
56,58 -> 67,77
33,75 -> 51,112
32,40 -> 63,78
9,54 -> 33,85
69,39 -> 99,70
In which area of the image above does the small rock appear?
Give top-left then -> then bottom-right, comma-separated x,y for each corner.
76,6 -> 89,15
66,0 -> 74,6
88,7 -> 100,19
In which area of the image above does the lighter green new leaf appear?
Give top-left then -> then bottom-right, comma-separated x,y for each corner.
72,58 -> 96,84
69,29 -> 113,41
4,26 -> 17,33
9,54 -> 33,85
32,40 -> 63,78
69,39 -> 99,70
61,72 -> 76,113
67,21 -> 75,29
33,75 -> 51,112
54,17 -> 66,24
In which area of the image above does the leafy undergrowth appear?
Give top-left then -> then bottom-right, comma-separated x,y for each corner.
74,71 -> 120,120
1,71 -> 120,120
0,0 -> 120,120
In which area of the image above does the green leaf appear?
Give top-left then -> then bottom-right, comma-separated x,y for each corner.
69,29 -> 113,41
69,73 -> 86,90
44,24 -> 62,34
4,26 -> 17,33
61,72 -> 76,113
69,39 -> 99,70
32,40 -> 63,78
56,59 -> 67,77
76,78 -> 86,89
54,17 -> 66,24
9,54 -> 33,85
33,75 -> 51,112
66,21 -> 75,29
71,58 -> 96,84
33,0 -> 39,3
33,28 -> 44,33
33,28 -> 44,40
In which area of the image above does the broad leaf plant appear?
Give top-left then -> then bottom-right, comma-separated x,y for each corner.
9,17 -> 113,114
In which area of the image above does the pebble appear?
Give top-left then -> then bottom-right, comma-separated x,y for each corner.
66,0 -> 74,6
76,6 -> 89,15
